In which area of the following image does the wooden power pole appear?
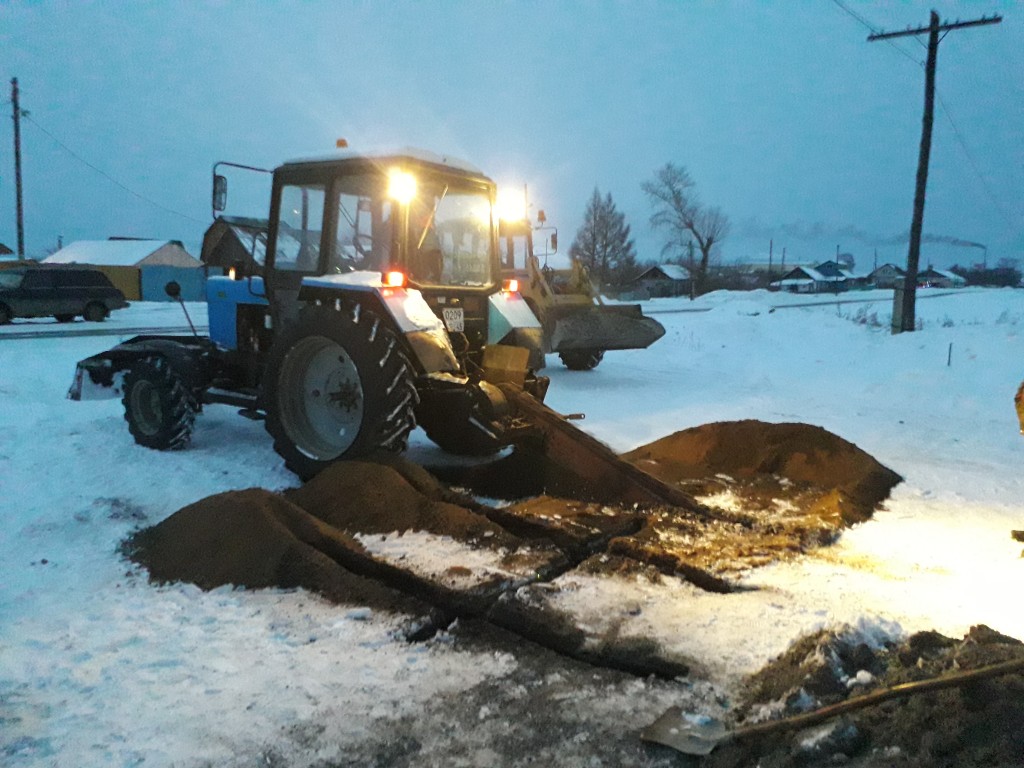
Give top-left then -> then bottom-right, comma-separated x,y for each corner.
11,77 -> 25,260
868,11 -> 1001,333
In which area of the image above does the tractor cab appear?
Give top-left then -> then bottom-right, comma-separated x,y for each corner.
250,150 -> 541,369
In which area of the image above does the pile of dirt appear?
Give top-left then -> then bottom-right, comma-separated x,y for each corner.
283,456 -> 522,549
700,625 -> 1024,767
624,420 -> 902,526
125,487 -> 429,616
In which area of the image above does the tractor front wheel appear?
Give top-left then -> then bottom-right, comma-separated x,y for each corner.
263,305 -> 418,481
122,356 -> 198,450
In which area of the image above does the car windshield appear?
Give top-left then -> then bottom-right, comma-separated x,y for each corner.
0,271 -> 25,289
410,185 -> 494,288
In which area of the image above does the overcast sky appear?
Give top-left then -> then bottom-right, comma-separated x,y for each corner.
2,1 -> 1021,271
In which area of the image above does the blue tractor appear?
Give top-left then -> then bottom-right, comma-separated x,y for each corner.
69,149 -> 549,480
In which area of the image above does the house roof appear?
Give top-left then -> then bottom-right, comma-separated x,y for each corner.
43,240 -> 195,266
0,243 -> 12,256
924,268 -> 965,281
636,263 -> 691,281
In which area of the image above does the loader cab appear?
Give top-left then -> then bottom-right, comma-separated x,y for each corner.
263,151 -> 502,352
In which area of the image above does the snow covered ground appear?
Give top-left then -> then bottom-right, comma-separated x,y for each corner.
2,287 -> 1023,766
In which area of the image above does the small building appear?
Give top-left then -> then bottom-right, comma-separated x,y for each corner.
43,239 -> 202,300
770,265 -> 847,293
918,267 -> 967,289
631,263 -> 692,298
200,216 -> 270,276
869,263 -> 906,289
0,243 -> 13,256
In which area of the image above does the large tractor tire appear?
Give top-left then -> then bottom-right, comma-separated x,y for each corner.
263,305 -> 418,481
122,356 -> 198,450
558,349 -> 604,371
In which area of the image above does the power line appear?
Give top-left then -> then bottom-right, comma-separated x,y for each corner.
868,10 -> 1002,335
22,114 -> 205,225
829,0 -> 923,66
831,3 -> 1015,234
935,91 -> 1018,231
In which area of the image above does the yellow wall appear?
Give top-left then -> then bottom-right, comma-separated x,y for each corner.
93,266 -> 142,300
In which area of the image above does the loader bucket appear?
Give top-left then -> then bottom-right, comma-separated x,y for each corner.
547,304 -> 665,353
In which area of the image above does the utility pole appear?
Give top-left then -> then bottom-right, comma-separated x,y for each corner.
11,77 -> 25,260
868,12 -> 1001,333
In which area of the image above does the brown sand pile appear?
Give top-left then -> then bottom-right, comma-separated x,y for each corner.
284,458 -> 520,548
624,420 -> 902,525
126,488 -> 428,614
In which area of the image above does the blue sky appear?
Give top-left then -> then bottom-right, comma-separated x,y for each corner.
2,1 -> 1021,271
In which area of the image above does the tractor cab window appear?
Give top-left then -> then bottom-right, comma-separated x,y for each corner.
331,176 -> 393,274
410,187 -> 493,288
274,184 -> 325,272
498,223 -> 530,272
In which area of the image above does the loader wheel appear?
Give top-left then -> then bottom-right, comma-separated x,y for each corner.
122,356 -> 198,450
263,305 -> 418,481
558,349 -> 604,371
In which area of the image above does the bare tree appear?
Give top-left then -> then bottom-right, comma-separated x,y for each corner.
642,163 -> 730,295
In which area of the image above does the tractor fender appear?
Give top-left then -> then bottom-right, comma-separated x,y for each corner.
488,291 -> 546,370
299,274 -> 460,374
67,335 -> 216,401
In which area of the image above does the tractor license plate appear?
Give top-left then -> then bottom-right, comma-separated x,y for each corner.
442,307 -> 465,333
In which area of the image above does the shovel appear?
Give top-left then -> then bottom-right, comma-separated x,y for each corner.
641,655 -> 1024,756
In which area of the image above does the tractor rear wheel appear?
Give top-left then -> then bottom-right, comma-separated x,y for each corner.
558,349 -> 604,371
263,305 -> 418,480
122,356 -> 198,450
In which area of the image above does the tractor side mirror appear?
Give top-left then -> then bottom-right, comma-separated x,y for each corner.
550,232 -> 558,253
164,281 -> 182,299
212,174 -> 228,213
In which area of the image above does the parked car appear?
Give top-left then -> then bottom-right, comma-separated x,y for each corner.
0,266 -> 128,323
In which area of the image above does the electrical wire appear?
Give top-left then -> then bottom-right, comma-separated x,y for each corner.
935,92 -> 1018,230
830,0 -> 1017,236
22,114 -> 205,225
829,0 -> 924,66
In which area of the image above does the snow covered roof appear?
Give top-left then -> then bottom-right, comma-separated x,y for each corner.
656,264 -> 690,280
282,146 -> 485,176
636,263 -> 691,281
43,240 -> 197,267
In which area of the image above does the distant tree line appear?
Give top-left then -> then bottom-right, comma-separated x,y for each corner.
950,262 -> 1021,288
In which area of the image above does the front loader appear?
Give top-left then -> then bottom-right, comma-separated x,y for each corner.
498,216 -> 665,370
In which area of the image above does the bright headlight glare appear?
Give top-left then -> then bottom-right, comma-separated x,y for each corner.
388,169 -> 417,204
496,188 -> 527,221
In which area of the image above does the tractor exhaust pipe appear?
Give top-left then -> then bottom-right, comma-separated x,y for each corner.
164,281 -> 198,337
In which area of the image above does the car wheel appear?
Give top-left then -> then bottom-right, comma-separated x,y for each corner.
263,304 -> 418,481
83,302 -> 107,322
122,356 -> 198,450
55,314 -> 75,323
0,303 -> 11,325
